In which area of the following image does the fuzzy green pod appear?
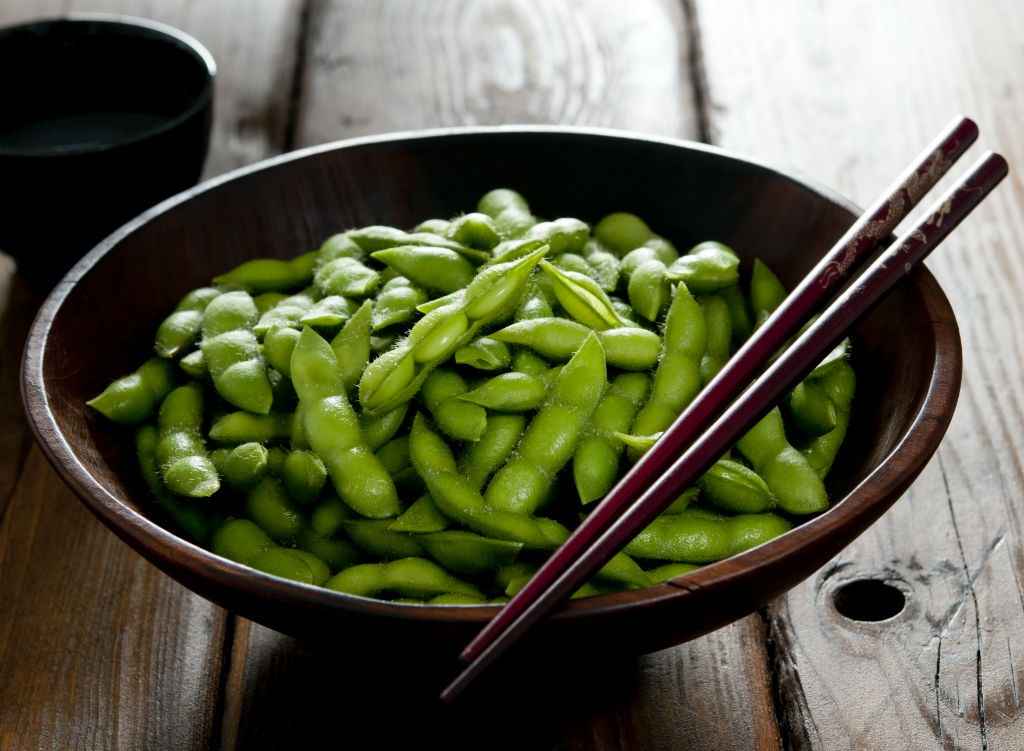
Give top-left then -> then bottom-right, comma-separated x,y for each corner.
573,371 -> 651,504
485,333 -> 606,515
736,407 -> 828,515
154,382 -> 220,498
292,327 -> 401,519
87,356 -> 177,425
213,250 -> 318,293
630,282 -> 707,441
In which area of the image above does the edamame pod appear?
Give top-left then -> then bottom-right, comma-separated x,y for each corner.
630,282 -> 707,440
154,382 -> 220,498
485,333 -> 606,514
292,327 -> 401,519
213,250 -> 318,293
87,356 -> 177,425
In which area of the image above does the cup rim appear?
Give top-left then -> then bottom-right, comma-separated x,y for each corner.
0,13 -> 216,158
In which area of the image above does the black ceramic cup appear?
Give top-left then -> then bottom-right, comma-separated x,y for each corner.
0,14 -> 215,288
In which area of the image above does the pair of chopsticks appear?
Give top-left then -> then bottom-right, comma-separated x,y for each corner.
441,116 -> 1007,702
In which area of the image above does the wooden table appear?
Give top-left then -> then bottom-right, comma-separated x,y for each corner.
2,2 -> 1022,748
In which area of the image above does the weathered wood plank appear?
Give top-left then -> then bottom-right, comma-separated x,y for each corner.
0,1 -> 306,749
696,1 -> 1024,748
294,0 -> 698,143
0,450 -> 226,750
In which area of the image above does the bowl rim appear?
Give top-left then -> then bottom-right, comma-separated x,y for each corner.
0,12 -> 216,158
20,125 -> 963,629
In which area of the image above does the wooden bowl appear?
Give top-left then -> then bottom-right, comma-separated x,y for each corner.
21,127 -> 960,676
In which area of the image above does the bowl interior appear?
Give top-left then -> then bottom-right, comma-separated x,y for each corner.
23,128 -> 960,663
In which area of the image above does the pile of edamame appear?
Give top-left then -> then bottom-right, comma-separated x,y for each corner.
88,188 -> 856,603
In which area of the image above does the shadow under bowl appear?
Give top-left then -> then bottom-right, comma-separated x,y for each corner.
21,126 -> 961,682
0,13 -> 215,287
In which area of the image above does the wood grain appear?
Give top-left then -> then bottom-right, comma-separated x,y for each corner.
0,450 -> 226,750
295,0 -> 697,143
696,1 -> 1024,748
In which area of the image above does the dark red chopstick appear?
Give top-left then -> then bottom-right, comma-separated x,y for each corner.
453,116 -> 976,666
441,147 -> 1007,703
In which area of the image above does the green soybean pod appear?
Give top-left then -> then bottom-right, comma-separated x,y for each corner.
330,299 -> 373,392
630,282 -> 707,441
800,358 -> 856,478
213,250 -> 318,293
245,475 -> 306,545
477,188 -> 536,238
300,295 -> 359,328
211,518 -> 276,566
736,407 -> 828,515
580,238 -> 620,291
154,382 -> 220,498
252,291 -> 314,336
624,508 -> 733,564
458,413 -> 527,490
324,557 -> 484,601
135,424 -> 213,542
785,379 -> 839,437
249,547 -> 331,586
458,371 -> 547,412
421,367 -> 488,442
409,413 -> 560,547
699,293 -> 733,385
201,297 -> 275,415
371,277 -> 428,332
263,326 -> 302,376
316,232 -> 366,265
296,526 -> 362,572
409,414 -> 649,588
87,356 -> 177,425
282,449 -> 328,505
310,495 -> 354,537
359,402 -> 411,452
665,241 -> 741,294
573,371 -> 651,504
220,441 -> 270,491
358,245 -> 549,415
454,337 -> 511,371
719,283 -> 754,344
592,212 -> 657,256
293,328 -> 402,519
388,493 -> 451,533
489,317 -> 662,371
726,512 -> 792,556
371,245 -> 477,295
447,211 -> 502,251
697,458 -> 776,514
342,519 -> 424,559
750,258 -> 788,327
208,411 -> 292,444
540,260 -> 629,330
418,530 -> 523,575
485,333 -> 606,515
154,285 -> 226,358
314,256 -> 381,298
627,258 -> 670,322
646,562 -> 701,582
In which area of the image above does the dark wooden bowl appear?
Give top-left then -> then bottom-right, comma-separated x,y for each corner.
21,127 -> 960,678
